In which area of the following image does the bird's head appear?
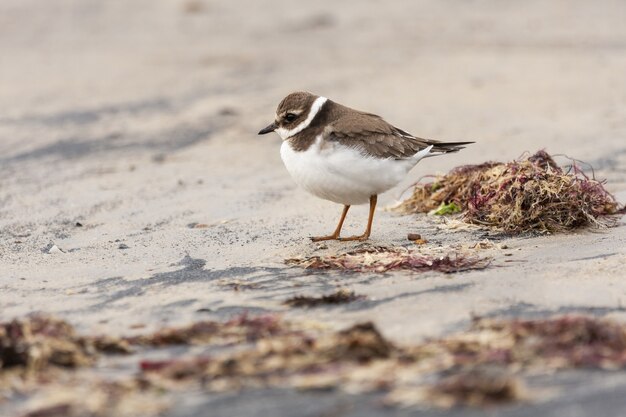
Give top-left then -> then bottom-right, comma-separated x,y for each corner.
258,91 -> 327,140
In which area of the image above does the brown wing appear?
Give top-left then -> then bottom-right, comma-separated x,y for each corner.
324,112 -> 472,159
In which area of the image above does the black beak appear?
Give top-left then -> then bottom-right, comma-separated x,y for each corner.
258,122 -> 277,135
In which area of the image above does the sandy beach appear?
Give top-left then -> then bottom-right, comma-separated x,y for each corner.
2,1 -> 626,415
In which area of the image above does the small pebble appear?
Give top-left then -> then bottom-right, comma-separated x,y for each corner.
219,107 -> 238,116
48,245 -> 63,254
407,233 -> 422,241
152,153 -> 166,163
118,244 -> 130,250
187,222 -> 209,229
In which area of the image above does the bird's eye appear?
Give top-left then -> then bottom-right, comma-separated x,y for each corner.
284,113 -> 297,122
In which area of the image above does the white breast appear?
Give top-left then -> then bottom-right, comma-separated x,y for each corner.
280,136 -> 428,205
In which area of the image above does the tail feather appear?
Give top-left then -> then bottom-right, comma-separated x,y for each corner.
393,127 -> 474,154
428,141 -> 474,153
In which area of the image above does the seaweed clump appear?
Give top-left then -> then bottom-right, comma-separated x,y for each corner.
0,315 -> 131,371
283,289 -> 366,308
286,246 -> 490,273
396,150 -> 624,233
0,314 -> 292,373
9,313 -> 626,413
140,314 -> 626,408
126,313 -> 288,347
425,367 -> 524,408
139,321 -> 397,390
468,315 -> 626,369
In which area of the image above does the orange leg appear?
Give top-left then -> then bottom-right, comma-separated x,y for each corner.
339,195 -> 377,242
311,205 -> 350,242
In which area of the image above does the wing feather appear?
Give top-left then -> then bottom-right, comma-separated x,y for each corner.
325,113 -> 472,159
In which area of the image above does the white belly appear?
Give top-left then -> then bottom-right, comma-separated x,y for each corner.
280,137 -> 420,205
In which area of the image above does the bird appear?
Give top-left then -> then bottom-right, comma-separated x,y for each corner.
258,91 -> 473,242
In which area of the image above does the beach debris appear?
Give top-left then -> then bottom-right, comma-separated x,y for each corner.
139,322 -> 397,389
117,243 -> 130,250
406,233 -> 429,245
424,367 -> 525,408
19,379 -> 167,417
188,222 -> 209,229
283,289 -> 365,308
385,368 -> 525,408
187,219 -> 232,229
125,313 -> 292,347
0,315 -> 109,371
436,218 -> 482,231
46,245 -> 64,254
92,336 -> 133,354
0,315 -> 135,372
0,314 -> 311,368
469,240 -> 496,250
7,313 -> 626,414
137,314 -> 626,408
431,201 -> 462,216
463,315 -> 626,369
286,246 -> 490,273
396,150 -> 624,233
399,314 -> 626,380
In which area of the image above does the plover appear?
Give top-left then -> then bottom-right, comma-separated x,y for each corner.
259,91 -> 473,241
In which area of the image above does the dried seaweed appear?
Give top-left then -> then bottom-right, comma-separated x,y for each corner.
283,289 -> 365,308
0,315 -> 99,371
286,246 -> 490,273
0,314 -> 299,374
8,313 -> 626,413
125,313 -> 289,347
396,150 -> 624,233
137,314 -> 626,408
19,379 -> 167,417
140,322 -> 397,389
425,367 -> 525,408
466,315 -> 626,369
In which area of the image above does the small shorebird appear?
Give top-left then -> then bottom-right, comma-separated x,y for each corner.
259,92 -> 473,241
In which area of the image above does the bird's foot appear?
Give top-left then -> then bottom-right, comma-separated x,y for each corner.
310,234 -> 340,242
338,234 -> 370,242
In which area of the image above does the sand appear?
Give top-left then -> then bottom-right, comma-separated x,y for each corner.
1,1 -> 626,416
